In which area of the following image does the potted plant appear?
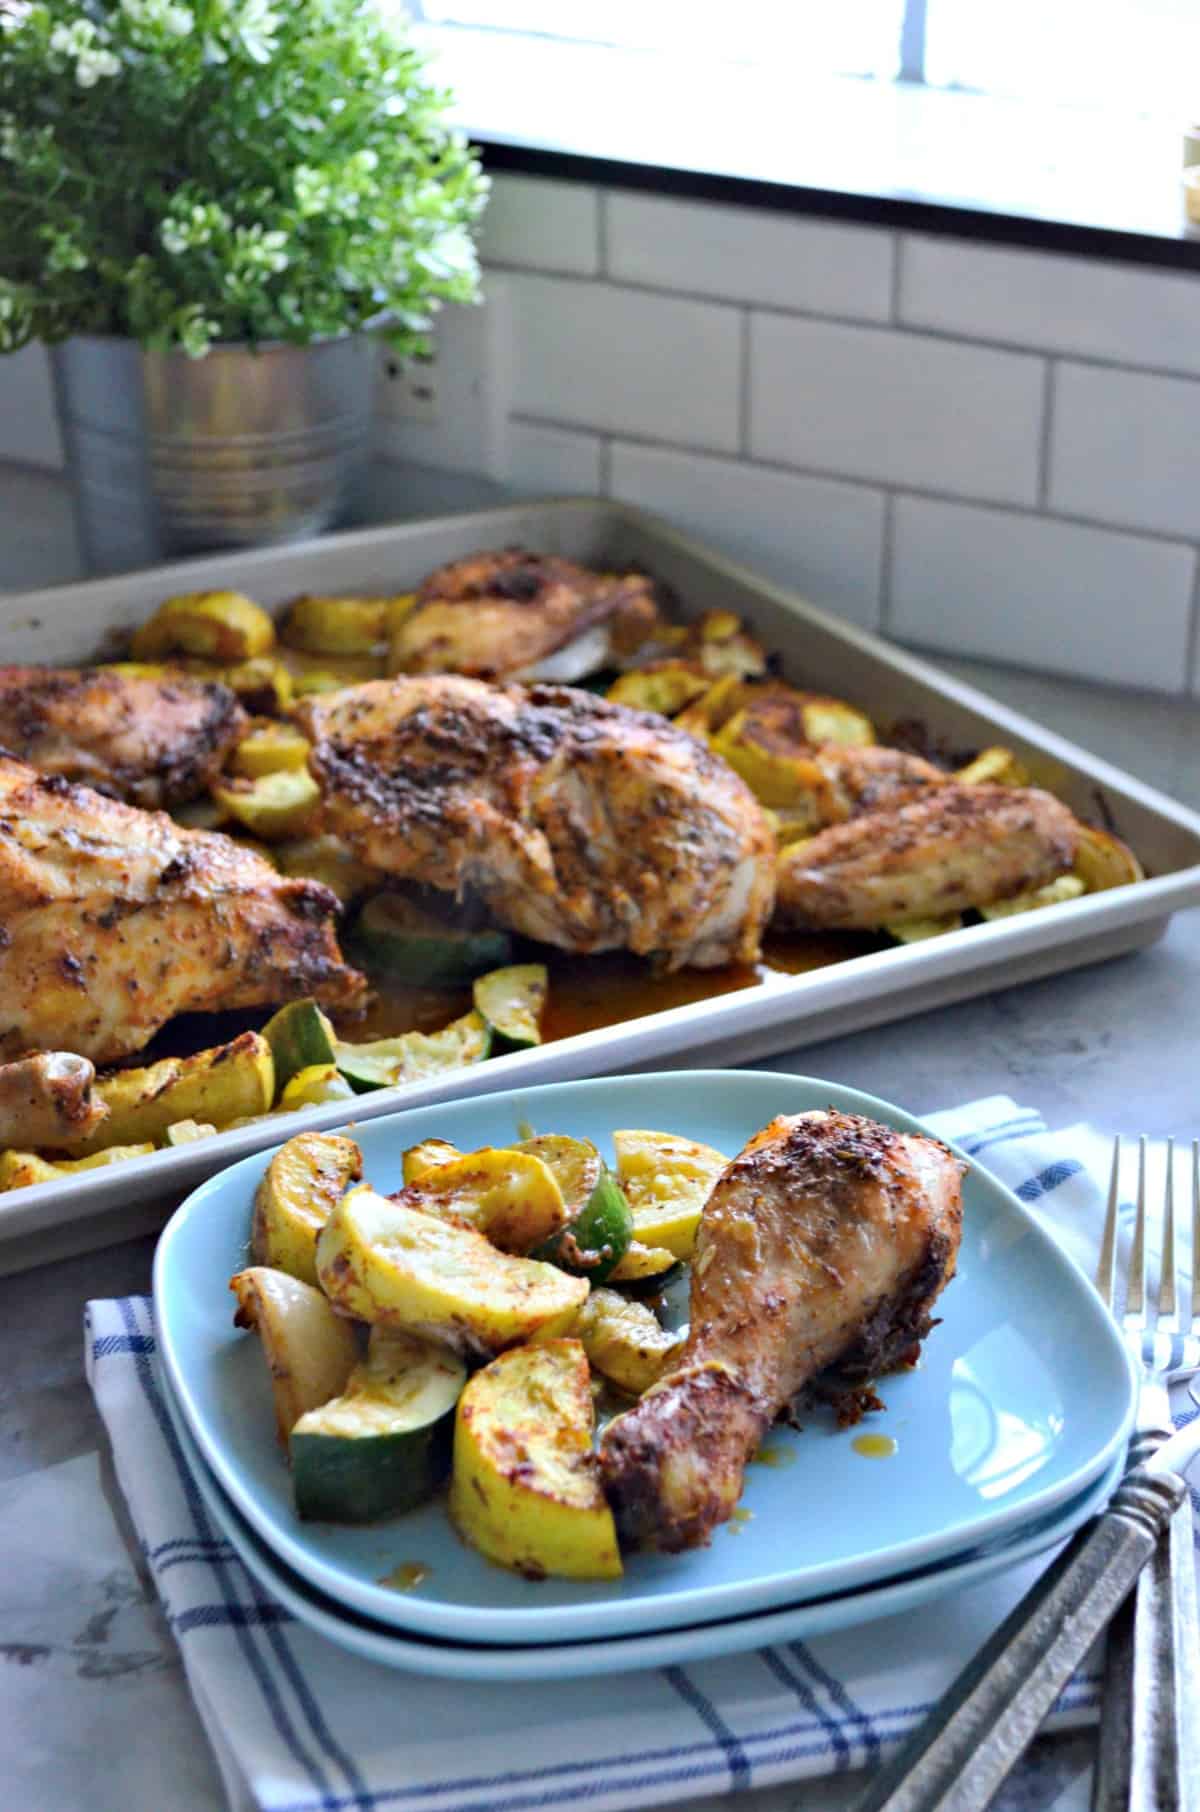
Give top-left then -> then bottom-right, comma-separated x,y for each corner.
0,0 -> 487,570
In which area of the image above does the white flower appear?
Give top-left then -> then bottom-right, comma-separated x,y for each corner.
121,0 -> 193,37
231,222 -> 289,276
294,165 -> 333,217
160,201 -> 229,255
0,2 -> 33,35
50,18 -> 97,55
75,46 -> 120,85
44,229 -> 88,273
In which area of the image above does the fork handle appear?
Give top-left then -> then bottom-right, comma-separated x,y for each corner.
853,1466 -> 1187,1812
1092,1428 -> 1200,1812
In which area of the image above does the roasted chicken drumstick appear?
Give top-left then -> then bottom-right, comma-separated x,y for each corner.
775,783 -> 1078,929
297,676 -> 776,968
0,665 -> 246,808
0,755 -> 363,1064
600,1110 -> 965,1551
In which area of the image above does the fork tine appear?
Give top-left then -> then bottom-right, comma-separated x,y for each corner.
1192,1140 -> 1200,1332
1096,1136 -> 1120,1307
1159,1136 -> 1177,1325
1126,1136 -> 1148,1326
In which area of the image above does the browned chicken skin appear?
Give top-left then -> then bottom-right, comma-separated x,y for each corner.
0,755 -> 363,1064
775,783 -> 1078,930
298,676 -> 776,969
600,1110 -> 964,1551
389,548 -> 660,682
0,666 -> 247,808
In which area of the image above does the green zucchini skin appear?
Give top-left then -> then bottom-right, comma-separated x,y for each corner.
290,1335 -> 466,1523
473,963 -> 547,1050
263,999 -> 338,1094
532,1167 -> 633,1285
349,894 -> 512,987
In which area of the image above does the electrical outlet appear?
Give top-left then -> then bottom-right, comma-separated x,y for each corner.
376,276 -> 511,479
382,349 -> 439,425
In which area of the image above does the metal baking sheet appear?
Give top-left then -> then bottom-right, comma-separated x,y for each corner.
3,498 -> 1199,1271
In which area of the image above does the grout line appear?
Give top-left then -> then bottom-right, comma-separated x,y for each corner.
1036,359 -> 1056,509
738,309 -> 752,456
890,233 -> 904,326
481,260 -> 1200,385
595,188 -> 609,278
878,491 -> 897,634
507,413 -> 1200,550
1184,549 -> 1200,697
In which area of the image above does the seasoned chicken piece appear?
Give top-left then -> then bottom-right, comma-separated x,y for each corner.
389,548 -> 660,682
812,745 -> 947,822
0,756 -> 363,1064
600,1110 -> 964,1550
297,676 -> 776,969
0,665 -> 246,808
775,784 -> 1078,930
0,1051 -> 107,1148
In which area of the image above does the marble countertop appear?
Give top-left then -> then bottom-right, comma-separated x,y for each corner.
1,460 -> 1198,1812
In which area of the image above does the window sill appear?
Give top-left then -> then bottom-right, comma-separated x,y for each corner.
424,25 -> 1200,272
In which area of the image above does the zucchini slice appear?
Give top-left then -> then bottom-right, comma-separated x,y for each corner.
290,1330 -> 465,1523
263,999 -> 338,1094
473,964 -> 547,1050
532,1164 -> 632,1283
348,893 -> 512,988
449,1340 -> 622,1580
612,1128 -> 729,1261
315,1184 -> 589,1355
230,1266 -> 359,1445
395,1147 -> 568,1253
252,1131 -> 363,1287
277,1064 -> 356,1112
334,1010 -> 491,1094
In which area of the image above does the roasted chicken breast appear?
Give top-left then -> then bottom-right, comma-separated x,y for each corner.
775,783 -> 1078,929
297,676 -> 776,968
0,665 -> 247,808
0,756 -> 363,1064
389,548 -> 660,682
600,1110 -> 965,1550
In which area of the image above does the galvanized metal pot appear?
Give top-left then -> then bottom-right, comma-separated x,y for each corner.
50,333 -> 376,573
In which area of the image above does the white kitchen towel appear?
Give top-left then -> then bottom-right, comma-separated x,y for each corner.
86,1096 -> 1198,1812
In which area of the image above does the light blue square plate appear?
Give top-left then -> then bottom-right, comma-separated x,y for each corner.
154,1070 -> 1136,1647
158,1355 -> 1124,1680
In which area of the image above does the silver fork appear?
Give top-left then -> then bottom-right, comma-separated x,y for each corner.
1092,1137 -> 1200,1812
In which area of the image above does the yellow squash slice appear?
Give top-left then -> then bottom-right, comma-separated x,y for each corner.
1073,825 -> 1144,892
64,1032 -> 274,1155
612,1128 -> 728,1260
212,767 -> 321,840
606,1240 -> 679,1282
0,1144 -> 155,1191
230,1266 -> 359,1445
233,721 -> 312,777
389,1148 -> 569,1253
449,1339 -> 622,1580
574,1288 -> 685,1397
980,874 -> 1087,920
606,665 -> 711,717
132,590 -> 276,662
401,1138 -> 461,1185
315,1185 -> 588,1355
281,594 -> 392,655
251,1132 -> 363,1287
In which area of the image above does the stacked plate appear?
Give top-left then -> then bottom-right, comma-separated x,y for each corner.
153,1072 -> 1136,1682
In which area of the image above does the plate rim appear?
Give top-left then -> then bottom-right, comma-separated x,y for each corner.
158,1352 -> 1123,1682
153,1067 -> 1137,1644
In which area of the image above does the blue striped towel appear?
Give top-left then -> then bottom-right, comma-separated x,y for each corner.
85,1096 -> 1197,1812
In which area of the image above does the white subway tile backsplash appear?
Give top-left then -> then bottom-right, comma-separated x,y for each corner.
506,420 -> 604,495
508,274 -> 741,451
892,495 -> 1195,691
1049,362 -> 1200,539
609,442 -> 885,629
900,235 -> 1200,375
606,193 -> 893,320
479,175 -> 600,275
749,315 -> 1044,505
